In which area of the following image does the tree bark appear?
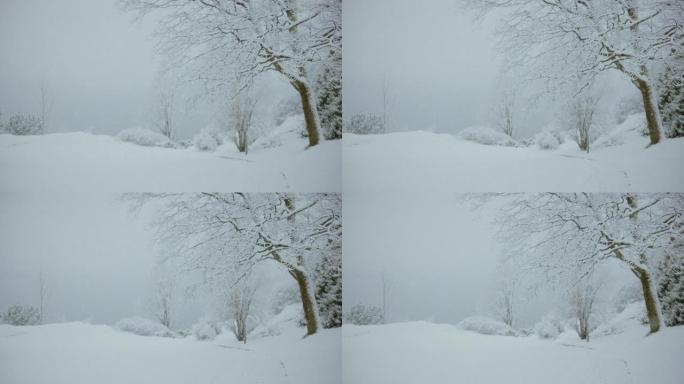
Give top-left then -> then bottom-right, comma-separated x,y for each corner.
292,79 -> 320,147
634,76 -> 663,145
290,267 -> 320,335
635,267 -> 662,333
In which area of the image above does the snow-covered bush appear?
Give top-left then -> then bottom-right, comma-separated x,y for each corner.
1,305 -> 40,326
457,316 -> 517,336
344,113 -> 384,135
115,317 -> 174,337
345,304 -> 383,325
192,127 -> 223,151
117,128 -> 173,148
533,315 -> 564,339
4,114 -> 43,135
457,126 -> 519,147
191,316 -> 223,340
535,130 -> 560,150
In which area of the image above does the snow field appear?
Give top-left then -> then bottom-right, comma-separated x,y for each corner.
0,321 -> 340,384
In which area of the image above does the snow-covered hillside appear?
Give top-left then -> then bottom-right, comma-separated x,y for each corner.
343,318 -> 683,384
343,127 -> 684,193
0,123 -> 339,193
0,321 -> 340,384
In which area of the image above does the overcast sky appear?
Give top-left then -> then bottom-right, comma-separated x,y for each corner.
343,0 -> 501,134
0,0 -> 158,134
0,192 -> 156,324
343,192 -> 501,324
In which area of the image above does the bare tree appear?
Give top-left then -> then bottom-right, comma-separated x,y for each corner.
469,1 -> 684,145
570,281 -> 602,341
150,277 -> 173,328
40,82 -> 52,133
122,0 -> 341,148
496,193 -> 684,334
495,91 -> 515,138
38,270 -> 48,324
573,92 -> 598,152
381,77 -> 395,133
493,275 -> 516,328
156,90 -> 174,140
225,277 -> 257,343
380,271 -> 393,324
230,95 -> 257,154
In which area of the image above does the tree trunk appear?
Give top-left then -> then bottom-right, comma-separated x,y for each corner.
635,268 -> 662,333
634,76 -> 663,145
290,267 -> 320,335
292,79 -> 320,147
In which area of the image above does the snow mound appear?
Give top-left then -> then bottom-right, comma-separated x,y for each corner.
593,301 -> 646,337
533,315 -> 565,339
117,128 -> 173,148
593,113 -> 646,148
252,114 -> 306,150
191,316 -> 224,340
457,126 -> 519,147
535,131 -> 560,150
457,316 -> 517,336
115,317 -> 174,337
251,304 -> 304,338
192,127 -> 223,151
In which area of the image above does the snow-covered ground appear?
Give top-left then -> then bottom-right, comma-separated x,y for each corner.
343,316 -> 684,384
0,321 -> 340,384
343,127 -> 684,193
0,121 -> 340,193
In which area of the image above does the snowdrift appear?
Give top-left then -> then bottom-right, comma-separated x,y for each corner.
343,319 -> 684,384
0,120 -> 340,193
343,123 -> 684,192
0,321 -> 340,384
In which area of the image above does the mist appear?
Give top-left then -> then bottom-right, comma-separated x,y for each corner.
343,192 -> 501,324
343,0 -> 501,134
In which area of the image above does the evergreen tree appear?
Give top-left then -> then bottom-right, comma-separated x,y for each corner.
314,251 -> 342,328
657,251 -> 684,326
315,58 -> 342,140
658,61 -> 684,138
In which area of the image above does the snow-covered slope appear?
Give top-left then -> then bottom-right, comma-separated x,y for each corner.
0,129 -> 339,193
0,321 -> 340,384
343,320 -> 684,384
343,130 -> 684,193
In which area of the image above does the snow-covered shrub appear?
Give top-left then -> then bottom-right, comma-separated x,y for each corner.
519,137 -> 535,147
344,113 -> 384,135
117,128 -> 173,148
457,126 -> 519,147
191,316 -> 223,340
345,304 -> 383,325
457,316 -> 517,336
535,131 -> 560,150
4,114 -> 43,135
115,317 -> 174,337
1,305 -> 40,326
533,315 -> 564,339
192,127 -> 223,151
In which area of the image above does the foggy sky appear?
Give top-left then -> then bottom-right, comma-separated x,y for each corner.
0,192 -> 155,324
0,0 -> 157,135
343,192 -> 500,324
343,0 -> 501,134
